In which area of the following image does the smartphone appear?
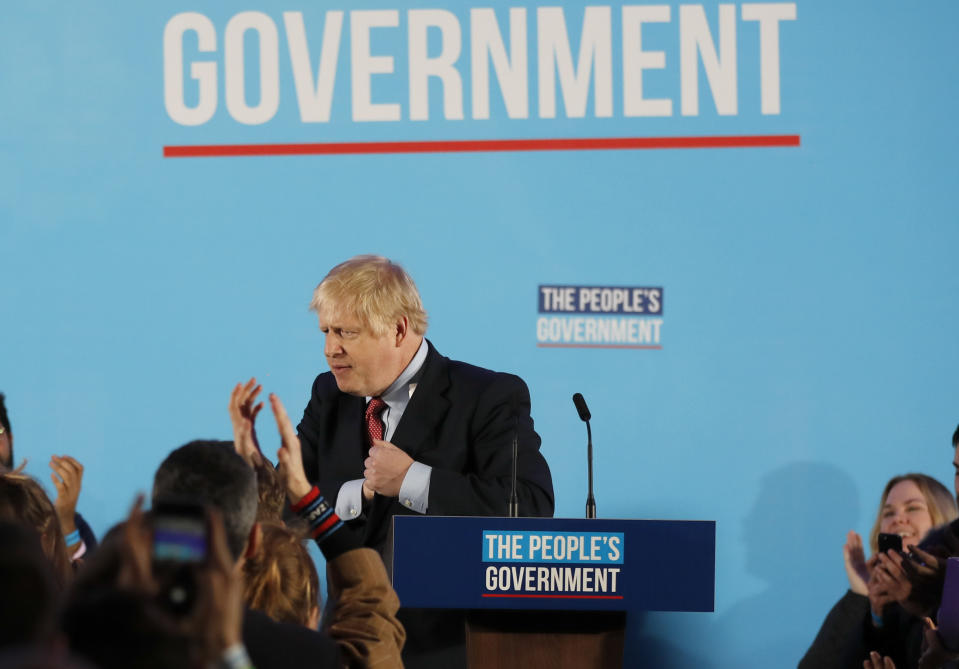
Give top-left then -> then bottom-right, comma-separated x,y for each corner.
878,532 -> 903,554
152,501 -> 208,615
153,501 -> 208,564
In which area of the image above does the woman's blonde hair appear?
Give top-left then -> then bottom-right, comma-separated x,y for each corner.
243,522 -> 319,627
868,473 -> 958,554
310,255 -> 428,336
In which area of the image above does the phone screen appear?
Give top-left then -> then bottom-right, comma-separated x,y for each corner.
152,501 -> 207,564
153,514 -> 207,563
151,502 -> 207,616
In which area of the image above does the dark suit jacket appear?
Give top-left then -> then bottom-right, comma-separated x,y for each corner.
297,341 -> 554,667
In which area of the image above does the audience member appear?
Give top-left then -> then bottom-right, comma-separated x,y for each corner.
0,472 -> 73,589
865,426 -> 959,636
0,393 -> 13,472
243,522 -> 321,628
233,422 -> 322,629
253,458 -> 287,524
800,473 -> 958,668
48,455 -> 96,561
63,498 -> 247,669
154,400 -> 404,669
0,392 -> 97,560
0,522 -> 61,651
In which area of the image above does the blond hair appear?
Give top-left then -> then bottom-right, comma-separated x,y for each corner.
243,522 -> 319,627
310,255 -> 428,336
868,473 -> 958,554
253,458 -> 285,523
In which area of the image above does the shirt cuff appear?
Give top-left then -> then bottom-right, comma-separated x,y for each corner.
335,479 -> 365,521
398,462 -> 431,514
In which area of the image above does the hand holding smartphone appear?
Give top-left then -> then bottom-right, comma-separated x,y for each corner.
152,501 -> 209,616
878,533 -> 903,555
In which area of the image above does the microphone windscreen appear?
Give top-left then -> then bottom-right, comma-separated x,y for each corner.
572,393 -> 591,422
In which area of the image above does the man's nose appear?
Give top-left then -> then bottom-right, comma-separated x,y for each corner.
325,334 -> 343,357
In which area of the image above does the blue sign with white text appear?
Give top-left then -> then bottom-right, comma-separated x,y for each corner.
393,516 -> 715,611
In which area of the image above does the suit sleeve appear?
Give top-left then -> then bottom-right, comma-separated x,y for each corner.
426,373 -> 554,518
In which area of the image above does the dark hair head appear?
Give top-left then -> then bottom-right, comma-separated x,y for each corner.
152,440 -> 257,561
953,423 -> 959,448
0,521 -> 60,649
0,647 -> 95,669
0,392 -> 12,470
0,392 -> 10,436
0,473 -> 72,589
63,589 -> 193,669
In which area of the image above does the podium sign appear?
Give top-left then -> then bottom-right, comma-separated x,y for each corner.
393,516 -> 715,612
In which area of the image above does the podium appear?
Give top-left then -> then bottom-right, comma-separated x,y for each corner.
392,516 -> 715,669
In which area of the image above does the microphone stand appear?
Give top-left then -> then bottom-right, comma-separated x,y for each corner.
508,432 -> 519,518
585,418 -> 596,519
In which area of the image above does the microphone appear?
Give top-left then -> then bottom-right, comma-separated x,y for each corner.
508,431 -> 519,518
508,402 -> 520,518
572,393 -> 596,519
572,393 -> 591,422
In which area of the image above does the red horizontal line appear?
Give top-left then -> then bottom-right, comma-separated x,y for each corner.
163,134 -> 800,158
482,594 -> 624,600
537,343 -> 662,350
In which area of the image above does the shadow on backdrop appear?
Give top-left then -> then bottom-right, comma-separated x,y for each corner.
623,462 -> 859,668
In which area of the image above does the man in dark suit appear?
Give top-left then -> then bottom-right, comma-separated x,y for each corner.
294,255 -> 555,668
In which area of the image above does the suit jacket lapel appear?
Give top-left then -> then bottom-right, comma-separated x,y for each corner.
332,393 -> 366,476
390,341 -> 451,460
366,342 -> 450,547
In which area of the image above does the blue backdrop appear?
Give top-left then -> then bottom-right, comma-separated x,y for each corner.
3,2 -> 958,665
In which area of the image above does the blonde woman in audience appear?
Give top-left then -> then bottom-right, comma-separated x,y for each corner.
243,522 -> 321,629
800,473 -> 958,668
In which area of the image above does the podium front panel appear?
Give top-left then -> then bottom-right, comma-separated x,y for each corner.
392,516 -> 715,612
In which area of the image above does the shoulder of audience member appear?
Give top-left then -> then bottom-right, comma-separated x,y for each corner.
242,607 -> 341,666
919,517 -> 959,554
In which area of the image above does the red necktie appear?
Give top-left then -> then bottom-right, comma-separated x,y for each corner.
365,397 -> 386,445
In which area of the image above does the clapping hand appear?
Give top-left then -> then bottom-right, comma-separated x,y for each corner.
229,378 -> 265,467
863,651 -> 895,669
271,393 -> 312,502
844,530 -> 871,595
49,455 -> 84,542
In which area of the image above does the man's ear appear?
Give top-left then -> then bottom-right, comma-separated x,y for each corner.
244,521 -> 262,560
394,316 -> 409,346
